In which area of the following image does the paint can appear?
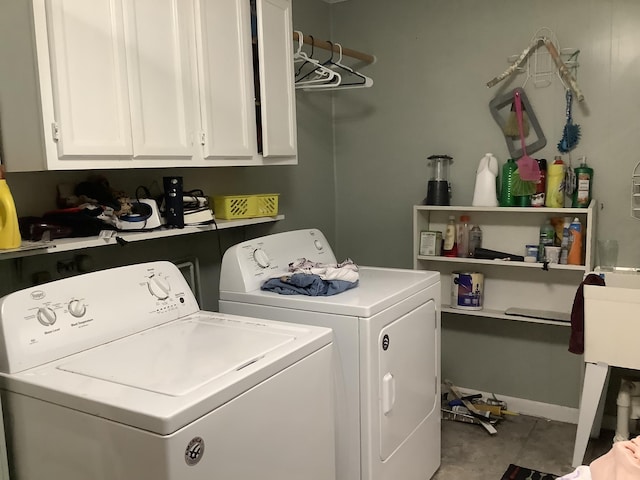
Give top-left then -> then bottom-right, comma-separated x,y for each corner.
451,272 -> 484,310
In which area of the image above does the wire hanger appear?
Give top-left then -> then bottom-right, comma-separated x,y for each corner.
329,43 -> 373,88
296,39 -> 341,88
294,32 -> 340,89
301,43 -> 373,91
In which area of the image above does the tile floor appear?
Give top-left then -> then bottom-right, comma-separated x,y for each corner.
433,413 -> 614,479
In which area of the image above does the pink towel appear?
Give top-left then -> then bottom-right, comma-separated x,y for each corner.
590,436 -> 640,480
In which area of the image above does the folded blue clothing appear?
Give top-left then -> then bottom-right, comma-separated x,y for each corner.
261,273 -> 358,296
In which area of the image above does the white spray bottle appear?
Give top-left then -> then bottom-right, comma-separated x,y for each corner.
472,153 -> 499,207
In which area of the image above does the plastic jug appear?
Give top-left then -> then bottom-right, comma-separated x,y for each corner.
567,217 -> 583,265
572,157 -> 593,208
499,158 -> 518,207
442,215 -> 457,257
545,156 -> 565,208
0,166 -> 20,250
472,153 -> 499,207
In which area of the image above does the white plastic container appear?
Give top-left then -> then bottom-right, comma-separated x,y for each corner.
472,153 -> 499,207
456,215 -> 471,258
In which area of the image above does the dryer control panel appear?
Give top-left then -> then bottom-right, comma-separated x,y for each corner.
220,229 -> 338,293
0,261 -> 199,374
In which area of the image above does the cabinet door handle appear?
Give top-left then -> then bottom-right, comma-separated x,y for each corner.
51,123 -> 60,142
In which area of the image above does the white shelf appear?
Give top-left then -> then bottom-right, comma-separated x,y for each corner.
413,202 -> 595,326
441,305 -> 571,327
417,255 -> 587,271
0,215 -> 284,260
414,204 -> 593,214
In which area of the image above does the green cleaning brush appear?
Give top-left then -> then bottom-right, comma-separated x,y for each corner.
557,89 -> 580,153
511,168 -> 537,197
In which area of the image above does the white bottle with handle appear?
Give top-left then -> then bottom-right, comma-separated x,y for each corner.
472,153 -> 499,207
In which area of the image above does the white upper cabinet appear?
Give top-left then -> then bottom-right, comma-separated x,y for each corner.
195,0 -> 257,159
194,0 -> 297,164
123,0 -> 199,161
46,0 -> 133,159
46,0 -> 198,164
256,0 -> 297,157
0,0 -> 297,171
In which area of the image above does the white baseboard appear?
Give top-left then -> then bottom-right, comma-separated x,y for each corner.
453,386 -> 632,436
454,386 -> 580,424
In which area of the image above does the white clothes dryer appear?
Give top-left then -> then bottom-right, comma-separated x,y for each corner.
219,229 -> 441,480
0,261 -> 335,480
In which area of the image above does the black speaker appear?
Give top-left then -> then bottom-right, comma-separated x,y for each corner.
163,176 -> 184,228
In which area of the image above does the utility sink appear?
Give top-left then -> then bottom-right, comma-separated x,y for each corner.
573,267 -> 640,467
584,268 -> 640,369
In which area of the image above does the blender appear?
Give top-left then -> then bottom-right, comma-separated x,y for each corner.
424,154 -> 453,205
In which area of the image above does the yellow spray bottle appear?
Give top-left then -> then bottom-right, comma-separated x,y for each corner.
0,165 -> 21,249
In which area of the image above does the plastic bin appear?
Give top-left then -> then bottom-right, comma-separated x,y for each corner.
213,194 -> 279,220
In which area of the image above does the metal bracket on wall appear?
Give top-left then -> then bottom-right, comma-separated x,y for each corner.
506,28 -> 580,90
487,27 -> 583,102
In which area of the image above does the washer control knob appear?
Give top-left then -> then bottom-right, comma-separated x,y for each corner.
253,249 -> 270,268
36,307 -> 57,326
67,299 -> 86,318
147,275 -> 170,300
314,239 -> 323,250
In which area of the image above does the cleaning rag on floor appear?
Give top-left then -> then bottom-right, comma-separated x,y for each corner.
261,258 -> 359,296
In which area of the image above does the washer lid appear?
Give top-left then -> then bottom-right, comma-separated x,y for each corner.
58,318 -> 295,396
220,266 -> 440,318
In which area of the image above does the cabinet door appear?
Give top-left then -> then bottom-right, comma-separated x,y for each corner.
255,0 -> 297,157
195,0 -> 257,159
45,0 -> 133,158
123,0 -> 198,160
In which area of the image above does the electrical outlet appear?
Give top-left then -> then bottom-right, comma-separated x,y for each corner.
56,260 -> 76,274
32,271 -> 52,285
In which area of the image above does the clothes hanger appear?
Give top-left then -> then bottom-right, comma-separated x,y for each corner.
293,32 -> 340,88
302,43 -> 373,91
295,38 -> 341,89
295,37 -> 333,82
293,31 -> 313,75
330,43 -> 373,87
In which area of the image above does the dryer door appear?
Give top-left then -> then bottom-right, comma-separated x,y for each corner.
377,300 -> 437,460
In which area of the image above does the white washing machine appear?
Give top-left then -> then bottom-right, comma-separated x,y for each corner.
219,229 -> 441,480
0,261 -> 335,480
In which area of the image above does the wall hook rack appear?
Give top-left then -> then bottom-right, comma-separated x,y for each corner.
486,31 -> 584,102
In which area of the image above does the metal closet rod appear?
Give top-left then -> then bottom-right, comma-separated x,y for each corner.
293,32 -> 376,64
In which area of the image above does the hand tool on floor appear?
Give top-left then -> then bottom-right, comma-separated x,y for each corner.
441,407 -> 484,426
472,403 -> 519,417
444,380 -> 497,435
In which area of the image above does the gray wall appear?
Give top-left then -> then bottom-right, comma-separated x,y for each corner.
331,0 -> 640,266
328,0 -> 640,409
